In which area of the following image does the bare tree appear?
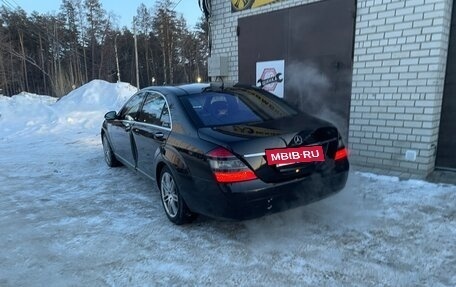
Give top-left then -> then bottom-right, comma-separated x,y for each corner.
0,1 -> 205,96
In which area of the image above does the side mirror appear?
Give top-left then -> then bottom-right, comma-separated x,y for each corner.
104,111 -> 117,120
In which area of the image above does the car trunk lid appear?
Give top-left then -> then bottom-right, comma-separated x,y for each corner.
198,114 -> 340,183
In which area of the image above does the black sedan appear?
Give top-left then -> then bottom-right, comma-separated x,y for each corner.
101,83 -> 349,224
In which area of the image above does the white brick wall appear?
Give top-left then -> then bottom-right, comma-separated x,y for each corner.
350,0 -> 453,177
210,0 -> 454,177
210,0 -> 321,82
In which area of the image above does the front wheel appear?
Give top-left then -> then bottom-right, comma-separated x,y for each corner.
159,166 -> 196,225
102,134 -> 121,167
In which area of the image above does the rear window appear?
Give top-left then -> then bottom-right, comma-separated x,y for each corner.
180,87 -> 298,127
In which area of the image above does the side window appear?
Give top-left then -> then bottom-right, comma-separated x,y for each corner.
138,92 -> 172,128
118,92 -> 145,121
161,105 -> 171,128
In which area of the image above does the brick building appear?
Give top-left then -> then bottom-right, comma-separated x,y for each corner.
204,0 -> 455,178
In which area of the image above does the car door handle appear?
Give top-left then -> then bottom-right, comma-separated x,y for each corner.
154,132 -> 164,140
123,122 -> 132,132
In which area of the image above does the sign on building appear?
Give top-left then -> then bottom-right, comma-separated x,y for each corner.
256,60 -> 285,98
231,0 -> 280,12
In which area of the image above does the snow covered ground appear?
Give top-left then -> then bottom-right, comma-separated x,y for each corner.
0,80 -> 455,286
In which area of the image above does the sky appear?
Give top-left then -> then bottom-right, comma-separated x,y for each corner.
10,0 -> 203,29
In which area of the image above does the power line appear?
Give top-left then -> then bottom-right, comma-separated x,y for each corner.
1,0 -> 18,11
1,3 -> 84,60
6,0 -> 20,9
172,0 -> 183,11
1,0 -> 101,63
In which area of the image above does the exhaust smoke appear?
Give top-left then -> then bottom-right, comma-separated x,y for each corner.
285,62 -> 350,144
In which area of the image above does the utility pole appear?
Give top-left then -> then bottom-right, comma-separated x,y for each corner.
114,34 -> 121,83
134,26 -> 140,89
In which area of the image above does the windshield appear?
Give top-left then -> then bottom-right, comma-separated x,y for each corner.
180,87 -> 298,127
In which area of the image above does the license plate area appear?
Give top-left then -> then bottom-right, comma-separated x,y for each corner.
265,146 -> 325,166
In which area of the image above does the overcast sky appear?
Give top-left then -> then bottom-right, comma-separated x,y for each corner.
10,0 -> 203,29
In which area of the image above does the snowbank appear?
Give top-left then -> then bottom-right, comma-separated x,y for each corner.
0,80 -> 137,139
53,80 -> 136,112
0,92 -> 57,137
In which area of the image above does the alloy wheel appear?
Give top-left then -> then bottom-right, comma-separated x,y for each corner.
161,172 -> 179,218
102,136 -> 112,166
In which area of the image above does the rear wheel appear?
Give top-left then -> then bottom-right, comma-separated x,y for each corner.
159,166 -> 196,225
102,134 -> 121,167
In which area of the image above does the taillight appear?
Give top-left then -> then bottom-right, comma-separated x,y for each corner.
335,135 -> 348,161
207,147 -> 257,183
335,148 -> 348,161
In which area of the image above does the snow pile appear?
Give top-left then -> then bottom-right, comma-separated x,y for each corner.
0,80 -> 137,139
53,80 -> 136,112
52,80 -> 137,132
0,92 -> 57,137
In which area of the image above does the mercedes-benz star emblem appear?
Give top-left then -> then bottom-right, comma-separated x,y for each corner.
293,135 -> 303,146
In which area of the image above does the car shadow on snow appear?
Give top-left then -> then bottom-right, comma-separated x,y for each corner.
161,172 -> 380,246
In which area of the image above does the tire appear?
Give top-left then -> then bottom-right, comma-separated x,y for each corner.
102,134 -> 121,167
159,166 -> 196,225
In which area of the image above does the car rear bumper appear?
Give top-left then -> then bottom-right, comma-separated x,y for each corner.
179,160 -> 349,221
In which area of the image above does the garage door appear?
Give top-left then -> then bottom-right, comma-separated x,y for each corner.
436,3 -> 456,170
238,0 -> 356,140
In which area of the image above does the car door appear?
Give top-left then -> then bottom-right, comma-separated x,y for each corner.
108,92 -> 145,168
133,92 -> 172,179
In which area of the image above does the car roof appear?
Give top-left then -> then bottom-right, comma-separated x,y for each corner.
176,83 -> 255,95
176,83 -> 210,94
138,83 -> 209,97
140,83 -> 257,97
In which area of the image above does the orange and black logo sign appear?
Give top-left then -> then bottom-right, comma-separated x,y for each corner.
231,0 -> 280,12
